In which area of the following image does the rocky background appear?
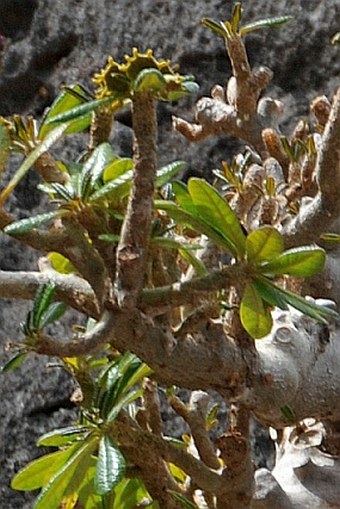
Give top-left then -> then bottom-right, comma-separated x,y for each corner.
0,0 -> 339,507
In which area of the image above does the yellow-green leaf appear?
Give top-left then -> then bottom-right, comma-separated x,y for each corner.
246,226 -> 284,265
11,443 -> 82,491
259,246 -> 326,277
188,178 -> 246,258
240,282 -> 273,339
0,123 -> 69,206
134,68 -> 166,92
34,435 -> 99,509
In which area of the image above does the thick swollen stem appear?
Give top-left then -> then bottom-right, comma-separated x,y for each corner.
115,92 -> 157,307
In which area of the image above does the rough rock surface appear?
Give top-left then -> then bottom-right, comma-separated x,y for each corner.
0,0 -> 339,507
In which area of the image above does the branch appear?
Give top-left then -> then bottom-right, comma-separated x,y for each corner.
170,392 -> 220,469
140,263 -> 249,312
283,87 -> 340,246
114,412 -> 224,495
0,269 -> 97,317
34,299 -> 340,429
173,34 -> 274,154
115,92 -> 157,307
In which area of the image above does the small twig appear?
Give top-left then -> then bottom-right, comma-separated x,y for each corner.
142,378 -> 163,436
283,87 -> 340,246
170,392 -> 220,470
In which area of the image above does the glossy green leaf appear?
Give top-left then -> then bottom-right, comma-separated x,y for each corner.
78,142 -> 116,199
0,123 -> 70,206
240,15 -> 293,35
169,491 -> 199,509
106,388 -> 142,423
4,211 -> 61,236
320,232 -> 340,243
32,283 -> 56,330
253,276 -> 289,310
77,463 -> 102,509
155,200 -> 238,254
39,84 -> 90,139
134,68 -> 166,92
156,161 -> 186,188
11,443 -> 83,491
201,17 -> 229,37
1,350 -> 27,373
263,281 -> 339,323
94,436 -> 126,495
34,435 -> 99,509
37,426 -> 92,448
47,252 -> 76,274
188,178 -> 246,258
44,96 -> 113,126
259,246 -> 326,277
39,302 -> 67,329
240,282 -> 273,339
0,119 -> 10,175
246,226 -> 284,264
166,79 -> 200,101
112,478 -> 151,509
171,180 -> 196,214
102,157 -> 133,182
178,246 -> 207,276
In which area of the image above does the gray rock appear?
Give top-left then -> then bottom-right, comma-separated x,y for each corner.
0,1 -> 338,507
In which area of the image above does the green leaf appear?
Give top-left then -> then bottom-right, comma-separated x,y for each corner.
0,119 -> 10,175
246,226 -> 284,264
78,142 -> 116,199
90,171 -> 133,203
37,426 -> 93,447
32,283 -> 56,330
106,388 -> 142,423
44,96 -> 113,126
155,200 -> 238,254
168,491 -> 199,509
34,435 -> 99,509
240,282 -> 273,339
1,350 -> 27,373
166,79 -> 200,101
39,84 -> 90,139
11,443 -> 83,491
171,180 -> 196,214
264,282 -> 339,323
39,302 -> 67,329
134,68 -> 166,92
0,123 -> 71,206
102,157 -> 133,183
112,478 -> 151,509
281,405 -> 296,423
240,15 -> 293,35
178,246 -> 207,276
3,211 -> 61,236
47,252 -> 77,274
94,436 -> 126,495
77,463 -> 102,509
201,17 -> 229,37
252,276 -> 289,310
259,246 -> 326,277
320,232 -> 340,243
188,178 -> 246,258
156,161 -> 186,188
231,2 -> 243,32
